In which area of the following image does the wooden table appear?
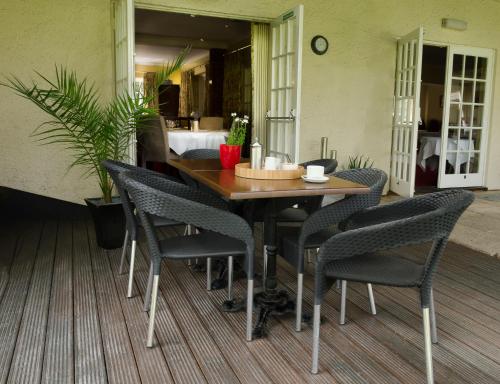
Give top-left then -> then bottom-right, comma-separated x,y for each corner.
168,159 -> 369,199
167,158 -> 371,337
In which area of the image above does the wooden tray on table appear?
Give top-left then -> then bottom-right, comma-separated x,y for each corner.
234,163 -> 304,180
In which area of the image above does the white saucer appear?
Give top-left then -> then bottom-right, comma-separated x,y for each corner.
301,175 -> 329,183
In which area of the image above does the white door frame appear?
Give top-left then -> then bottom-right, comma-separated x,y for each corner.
437,45 -> 494,188
267,5 -> 304,163
389,26 -> 424,197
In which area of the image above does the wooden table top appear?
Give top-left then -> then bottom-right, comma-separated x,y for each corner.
168,159 -> 370,200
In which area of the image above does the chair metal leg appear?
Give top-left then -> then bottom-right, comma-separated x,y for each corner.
339,280 -> 347,325
127,240 -> 136,298
422,307 -> 435,384
295,273 -> 304,332
246,279 -> 254,341
227,256 -> 233,301
367,283 -> 377,315
146,275 -> 159,348
336,280 -> 341,290
429,288 -> 438,344
262,245 -> 268,287
311,303 -> 321,374
119,230 -> 129,275
185,225 -> 192,266
206,257 -> 212,291
143,263 -> 153,312
306,249 -> 312,264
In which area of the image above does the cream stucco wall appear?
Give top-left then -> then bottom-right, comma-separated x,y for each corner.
139,0 -> 500,189
1,0 -> 500,204
0,0 -> 113,204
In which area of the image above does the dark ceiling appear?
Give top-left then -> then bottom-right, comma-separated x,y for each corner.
135,9 -> 251,46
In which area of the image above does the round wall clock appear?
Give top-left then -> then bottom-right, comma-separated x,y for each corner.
311,35 -> 329,55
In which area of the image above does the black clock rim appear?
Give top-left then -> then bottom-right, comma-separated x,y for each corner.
311,35 -> 328,55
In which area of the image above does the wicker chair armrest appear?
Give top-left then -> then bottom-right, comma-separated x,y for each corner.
317,208 -> 448,266
122,174 -> 255,276
124,171 -> 228,211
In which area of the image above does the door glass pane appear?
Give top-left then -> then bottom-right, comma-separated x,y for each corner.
473,106 -> 484,126
449,104 -> 460,126
469,152 -> 480,173
463,80 -> 474,102
476,57 -> 487,79
445,151 -> 458,174
461,104 -> 472,127
465,56 -> 476,78
471,129 -> 481,150
448,128 -> 459,139
474,81 -> 485,103
453,54 -> 463,77
451,80 -> 462,101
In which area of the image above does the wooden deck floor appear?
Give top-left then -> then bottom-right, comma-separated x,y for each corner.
1,215 -> 500,384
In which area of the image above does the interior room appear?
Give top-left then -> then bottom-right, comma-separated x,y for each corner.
415,44 -> 447,189
134,9 -> 252,169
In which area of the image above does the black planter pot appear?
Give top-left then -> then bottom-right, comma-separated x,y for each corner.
85,197 -> 125,249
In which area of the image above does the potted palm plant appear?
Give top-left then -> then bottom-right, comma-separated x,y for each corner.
220,113 -> 248,169
1,51 -> 187,248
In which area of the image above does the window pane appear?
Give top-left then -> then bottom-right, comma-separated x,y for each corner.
473,106 -> 484,127
448,128 -> 459,139
465,56 -> 476,78
471,129 -> 481,151
463,80 -> 474,102
453,54 -> 463,77
468,152 -> 480,173
449,104 -> 460,126
476,57 -> 487,79
475,81 -> 485,103
461,104 -> 472,127
451,79 -> 462,101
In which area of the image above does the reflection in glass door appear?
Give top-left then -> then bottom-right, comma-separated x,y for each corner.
439,47 -> 494,188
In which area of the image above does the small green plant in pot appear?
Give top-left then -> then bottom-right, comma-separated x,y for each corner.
220,113 -> 248,169
1,51 -> 186,248
346,154 -> 374,169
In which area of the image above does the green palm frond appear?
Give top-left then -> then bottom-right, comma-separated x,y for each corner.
1,48 -> 188,203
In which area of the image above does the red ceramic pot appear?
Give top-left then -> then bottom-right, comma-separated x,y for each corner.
219,144 -> 242,169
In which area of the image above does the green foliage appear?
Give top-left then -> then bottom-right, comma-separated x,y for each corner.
347,155 -> 374,169
226,114 -> 248,145
1,49 -> 187,203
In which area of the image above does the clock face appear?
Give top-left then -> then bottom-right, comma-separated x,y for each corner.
311,35 -> 328,55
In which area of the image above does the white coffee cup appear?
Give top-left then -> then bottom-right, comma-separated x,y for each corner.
306,165 -> 325,179
264,156 -> 280,170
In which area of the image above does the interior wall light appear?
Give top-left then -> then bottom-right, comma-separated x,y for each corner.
442,18 -> 467,31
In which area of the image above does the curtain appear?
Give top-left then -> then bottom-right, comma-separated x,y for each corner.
251,23 -> 270,145
179,70 -> 193,117
143,72 -> 158,110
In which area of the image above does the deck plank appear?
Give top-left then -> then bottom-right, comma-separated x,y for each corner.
83,221 -> 142,384
279,257 -> 481,384
2,213 -> 500,384
0,221 -> 42,384
8,221 -> 57,384
131,243 -> 209,384
73,220 -> 107,384
0,224 -> 18,304
41,220 -> 74,384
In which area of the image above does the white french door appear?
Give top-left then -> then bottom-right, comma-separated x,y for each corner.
438,46 -> 494,188
113,0 -> 136,162
266,5 -> 303,162
389,26 -> 424,197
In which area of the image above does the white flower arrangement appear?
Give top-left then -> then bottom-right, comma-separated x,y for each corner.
227,112 -> 249,145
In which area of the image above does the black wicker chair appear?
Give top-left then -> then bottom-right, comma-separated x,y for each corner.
179,148 -> 220,188
121,170 -> 255,347
279,168 -> 387,331
102,160 -> 181,299
310,189 -> 474,384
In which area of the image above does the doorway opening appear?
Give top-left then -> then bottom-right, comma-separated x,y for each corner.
415,44 -> 447,191
134,9 -> 252,170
